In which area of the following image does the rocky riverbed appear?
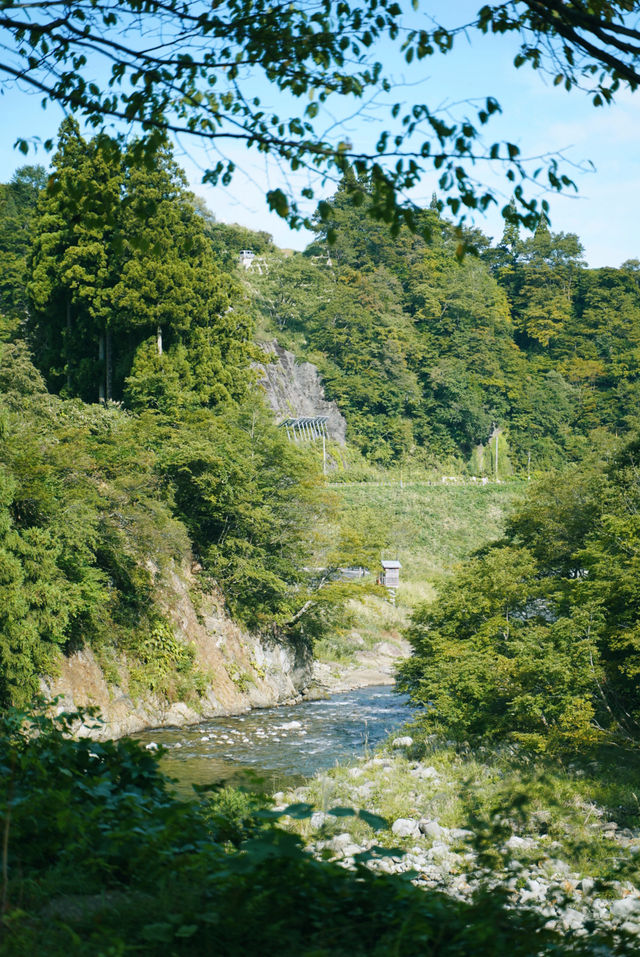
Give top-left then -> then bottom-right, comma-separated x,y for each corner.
275,737 -> 640,950
306,637 -> 411,696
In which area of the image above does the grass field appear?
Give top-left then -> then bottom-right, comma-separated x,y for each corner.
336,480 -> 526,592
314,480 -> 526,662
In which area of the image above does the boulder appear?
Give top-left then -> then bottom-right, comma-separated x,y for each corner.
418,819 -> 448,841
391,736 -> 413,749
611,897 -> 640,920
392,818 -> 421,839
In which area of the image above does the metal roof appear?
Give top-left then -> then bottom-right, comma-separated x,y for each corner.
280,416 -> 329,427
381,560 -> 401,569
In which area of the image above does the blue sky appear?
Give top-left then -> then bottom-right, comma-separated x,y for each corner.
1,1 -> 638,266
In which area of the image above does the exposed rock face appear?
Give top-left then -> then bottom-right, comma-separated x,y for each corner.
256,340 -> 347,444
42,565 -> 312,740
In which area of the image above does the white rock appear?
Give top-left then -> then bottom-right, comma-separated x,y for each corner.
449,828 -> 473,842
409,765 -> 440,781
519,879 -> 548,905
543,858 -> 571,878
612,897 -> 640,919
145,742 -> 158,751
341,844 -> 363,859
392,818 -> 421,839
331,832 -> 355,847
619,921 -> 640,936
580,877 -> 595,895
561,908 -> 586,931
428,841 -> 453,861
311,811 -> 329,829
419,819 -> 448,841
504,835 -> 535,851
372,859 -> 396,874
591,899 -> 610,918
348,767 -> 363,779
392,736 -> 413,748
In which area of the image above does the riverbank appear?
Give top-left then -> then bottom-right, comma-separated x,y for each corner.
41,565 -> 314,740
305,637 -> 411,697
276,734 -> 640,950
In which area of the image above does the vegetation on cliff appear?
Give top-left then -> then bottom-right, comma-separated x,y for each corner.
0,124 -> 381,710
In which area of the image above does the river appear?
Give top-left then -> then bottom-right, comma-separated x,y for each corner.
133,685 -> 414,797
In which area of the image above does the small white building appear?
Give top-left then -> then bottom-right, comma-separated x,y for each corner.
379,559 -> 401,590
239,249 -> 255,269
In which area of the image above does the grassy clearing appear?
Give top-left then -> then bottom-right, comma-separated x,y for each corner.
313,593 -> 407,663
337,481 -> 525,586
317,482 -> 524,663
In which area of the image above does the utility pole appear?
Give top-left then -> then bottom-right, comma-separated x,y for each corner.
322,432 -> 327,476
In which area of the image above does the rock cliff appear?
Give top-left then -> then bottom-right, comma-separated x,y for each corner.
42,564 -> 312,740
256,340 -> 347,444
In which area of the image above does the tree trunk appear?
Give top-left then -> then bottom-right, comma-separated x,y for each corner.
66,300 -> 72,391
98,332 -> 105,402
105,327 -> 113,401
157,324 -> 163,356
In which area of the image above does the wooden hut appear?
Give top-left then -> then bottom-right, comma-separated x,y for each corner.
379,559 -> 401,589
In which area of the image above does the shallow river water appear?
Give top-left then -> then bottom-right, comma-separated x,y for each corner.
133,684 -> 414,796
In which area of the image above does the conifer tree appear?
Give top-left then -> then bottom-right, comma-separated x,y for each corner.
26,122 -> 256,408
27,119 -> 124,398
0,164 -> 46,335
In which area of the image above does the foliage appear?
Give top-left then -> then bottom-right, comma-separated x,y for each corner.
254,181 -> 640,471
0,340 -> 196,706
26,121 -> 256,405
398,438 -> 640,748
0,705 -> 624,956
3,3 -> 640,235
155,400 -> 338,632
0,332 -> 355,705
0,165 -> 46,332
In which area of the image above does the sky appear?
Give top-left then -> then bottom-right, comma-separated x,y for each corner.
0,1 -> 639,267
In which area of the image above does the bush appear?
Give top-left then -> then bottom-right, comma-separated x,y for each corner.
0,706 -> 630,956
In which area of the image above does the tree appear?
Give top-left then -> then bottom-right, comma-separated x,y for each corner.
26,118 -> 123,397
27,121 -> 256,406
2,2 -> 640,234
398,439 -> 640,748
0,164 -> 46,336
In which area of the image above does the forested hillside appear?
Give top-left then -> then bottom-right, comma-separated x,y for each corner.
0,123 -> 374,711
252,181 -> 640,471
2,102 -> 640,957
2,117 -> 640,716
